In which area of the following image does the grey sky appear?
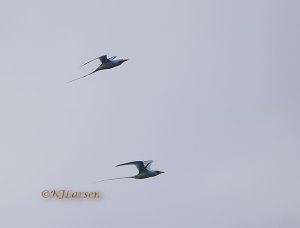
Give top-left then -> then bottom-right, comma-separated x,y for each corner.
1,0 -> 299,227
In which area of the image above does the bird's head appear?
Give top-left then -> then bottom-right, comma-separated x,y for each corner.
156,171 -> 165,175
120,59 -> 129,63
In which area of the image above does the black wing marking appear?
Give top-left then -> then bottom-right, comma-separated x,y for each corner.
81,57 -> 100,67
116,161 -> 145,173
99,55 -> 110,63
81,55 -> 109,67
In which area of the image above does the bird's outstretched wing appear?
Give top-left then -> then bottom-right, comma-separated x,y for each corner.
116,161 -> 146,173
144,160 -> 154,170
99,55 -> 109,63
81,55 -> 110,67
67,69 -> 99,83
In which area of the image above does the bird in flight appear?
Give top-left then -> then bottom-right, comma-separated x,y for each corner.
96,160 -> 165,182
67,55 -> 128,83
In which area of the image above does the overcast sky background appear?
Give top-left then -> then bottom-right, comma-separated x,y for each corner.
0,0 -> 299,227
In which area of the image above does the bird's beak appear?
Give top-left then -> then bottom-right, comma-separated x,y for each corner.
123,59 -> 129,62
160,171 -> 165,174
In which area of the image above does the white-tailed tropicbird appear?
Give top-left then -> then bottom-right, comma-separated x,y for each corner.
68,55 -> 128,83
96,160 -> 164,182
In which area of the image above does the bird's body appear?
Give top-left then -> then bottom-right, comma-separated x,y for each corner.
97,59 -> 126,70
68,55 -> 128,83
96,160 -> 164,182
133,170 -> 162,179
